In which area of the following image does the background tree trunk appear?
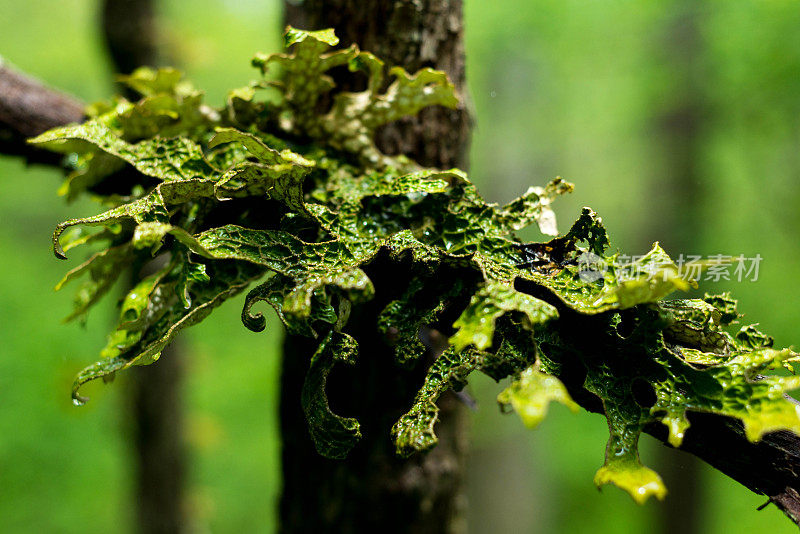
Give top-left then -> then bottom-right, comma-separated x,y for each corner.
651,3 -> 706,533
281,2 -> 472,533
101,2 -> 187,533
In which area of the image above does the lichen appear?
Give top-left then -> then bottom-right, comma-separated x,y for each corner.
33,27 -> 800,505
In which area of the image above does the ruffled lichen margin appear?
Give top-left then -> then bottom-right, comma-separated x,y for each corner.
31,27 -> 800,505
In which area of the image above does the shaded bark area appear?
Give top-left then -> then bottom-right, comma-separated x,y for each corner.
281,258 -> 469,534
281,2 -> 472,533
0,63 -> 84,165
101,2 -> 187,532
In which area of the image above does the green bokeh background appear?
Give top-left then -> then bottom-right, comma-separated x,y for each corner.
1,1 -> 798,532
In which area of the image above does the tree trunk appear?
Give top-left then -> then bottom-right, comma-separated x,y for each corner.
101,2 -> 187,533
129,344 -> 186,534
280,2 -> 472,533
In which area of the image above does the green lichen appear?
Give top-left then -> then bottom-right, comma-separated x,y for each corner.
34,27 -> 800,506
497,362 -> 579,429
302,331 -> 362,459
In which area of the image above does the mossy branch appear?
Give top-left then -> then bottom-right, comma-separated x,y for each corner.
4,27 -> 800,525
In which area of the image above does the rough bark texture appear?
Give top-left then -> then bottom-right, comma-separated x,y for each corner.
0,63 -> 84,165
281,2 -> 472,533
101,2 -> 187,532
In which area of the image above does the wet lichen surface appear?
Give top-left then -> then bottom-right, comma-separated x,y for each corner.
34,27 -> 800,504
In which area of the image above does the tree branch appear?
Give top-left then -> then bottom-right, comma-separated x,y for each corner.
653,411 -> 800,523
526,293 -> 800,525
0,62 -> 84,165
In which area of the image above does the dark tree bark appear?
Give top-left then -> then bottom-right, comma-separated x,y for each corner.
0,63 -> 84,165
101,2 -> 187,533
281,288 -> 470,534
281,2 -> 472,533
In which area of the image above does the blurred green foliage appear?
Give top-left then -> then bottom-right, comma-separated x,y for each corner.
0,0 -> 798,532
